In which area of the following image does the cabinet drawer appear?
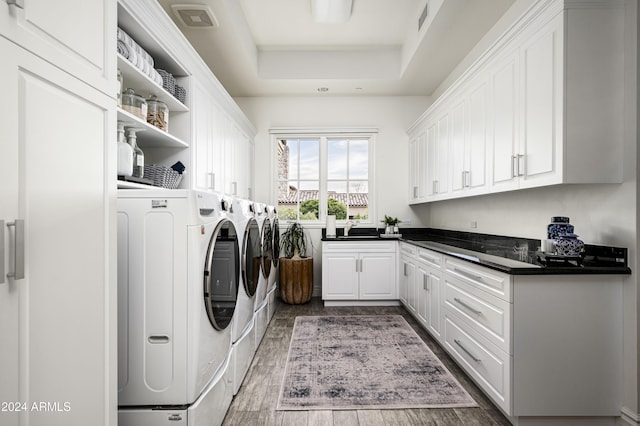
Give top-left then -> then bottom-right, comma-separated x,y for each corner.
445,257 -> 511,302
444,315 -> 511,415
399,242 -> 417,256
444,278 -> 511,353
417,248 -> 442,269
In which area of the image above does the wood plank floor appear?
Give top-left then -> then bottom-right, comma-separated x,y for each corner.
223,298 -> 511,426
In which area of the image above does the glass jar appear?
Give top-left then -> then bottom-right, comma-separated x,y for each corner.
146,95 -> 169,132
121,88 -> 147,120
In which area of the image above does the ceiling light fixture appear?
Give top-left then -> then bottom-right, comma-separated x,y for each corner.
310,0 -> 353,24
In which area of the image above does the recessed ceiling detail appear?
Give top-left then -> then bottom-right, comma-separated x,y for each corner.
156,0 -> 515,96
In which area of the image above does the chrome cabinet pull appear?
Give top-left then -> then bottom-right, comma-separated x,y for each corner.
453,267 -> 483,282
208,172 -> 215,190
517,154 -> 525,177
6,0 -> 24,9
231,181 -> 238,195
0,220 -> 4,284
454,297 -> 482,315
423,274 -> 428,291
454,338 -> 481,362
403,263 -> 407,276
511,155 -> 518,178
6,220 -> 24,280
413,186 -> 418,198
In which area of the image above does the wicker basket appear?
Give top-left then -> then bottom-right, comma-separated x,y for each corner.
144,164 -> 183,189
174,85 -> 187,104
156,69 -> 175,95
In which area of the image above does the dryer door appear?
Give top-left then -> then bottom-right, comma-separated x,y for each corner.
242,217 -> 260,297
203,219 -> 239,330
260,218 -> 272,279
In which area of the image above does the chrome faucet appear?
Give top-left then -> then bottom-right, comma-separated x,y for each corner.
344,220 -> 355,236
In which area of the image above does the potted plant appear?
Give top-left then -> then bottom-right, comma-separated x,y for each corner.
278,222 -> 313,304
381,215 -> 401,234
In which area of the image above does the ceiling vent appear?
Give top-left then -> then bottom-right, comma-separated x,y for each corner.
418,1 -> 428,31
171,4 -> 219,28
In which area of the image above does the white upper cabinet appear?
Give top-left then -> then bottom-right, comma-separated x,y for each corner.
0,0 -> 115,95
408,131 -> 426,203
409,0 -> 624,203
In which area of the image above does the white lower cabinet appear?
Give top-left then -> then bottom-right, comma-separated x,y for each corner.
398,241 -> 623,421
322,241 -> 397,303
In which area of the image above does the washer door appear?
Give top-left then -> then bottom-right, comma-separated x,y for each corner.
272,217 -> 280,268
260,218 -> 272,278
203,219 -> 239,331
242,218 -> 260,297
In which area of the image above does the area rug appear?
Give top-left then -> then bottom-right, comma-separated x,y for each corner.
277,315 -> 477,410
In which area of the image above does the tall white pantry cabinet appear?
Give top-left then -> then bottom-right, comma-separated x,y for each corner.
0,1 -> 117,426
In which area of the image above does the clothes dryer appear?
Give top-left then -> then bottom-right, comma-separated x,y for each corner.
228,197 -> 261,394
118,190 -> 238,425
253,202 -> 272,347
266,205 -> 280,321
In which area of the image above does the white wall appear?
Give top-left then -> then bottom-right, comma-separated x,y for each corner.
235,95 -> 432,295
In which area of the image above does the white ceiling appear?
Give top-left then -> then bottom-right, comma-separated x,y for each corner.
156,0 -> 514,97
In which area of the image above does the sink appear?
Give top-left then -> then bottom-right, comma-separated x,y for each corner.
337,235 -> 379,240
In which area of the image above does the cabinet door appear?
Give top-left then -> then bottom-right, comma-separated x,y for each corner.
519,15 -> 563,188
425,123 -> 438,197
416,266 -> 429,326
450,99 -> 466,193
1,0 -> 114,94
359,252 -> 396,300
0,38 -> 115,425
322,252 -> 359,299
490,51 -> 520,191
467,79 -> 488,192
398,256 -> 412,306
435,112 -> 450,196
427,270 -> 443,342
408,131 -> 426,202
192,82 -> 225,193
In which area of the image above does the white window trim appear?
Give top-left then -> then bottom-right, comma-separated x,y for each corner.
269,127 -> 378,228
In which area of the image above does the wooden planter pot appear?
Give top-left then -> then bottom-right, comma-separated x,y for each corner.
278,256 -> 313,304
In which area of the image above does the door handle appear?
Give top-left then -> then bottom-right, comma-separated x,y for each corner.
6,0 -> 25,9
6,220 -> 25,280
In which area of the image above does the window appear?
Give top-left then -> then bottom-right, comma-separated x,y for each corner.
274,130 -> 375,224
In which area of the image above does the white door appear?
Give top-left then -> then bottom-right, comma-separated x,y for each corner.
416,266 -> 428,327
0,37 -> 115,426
467,80 -> 488,191
427,270 -> 443,342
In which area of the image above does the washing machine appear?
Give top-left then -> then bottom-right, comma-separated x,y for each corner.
266,205 -> 280,322
117,189 -> 238,425
228,197 -> 260,394
253,202 -> 272,347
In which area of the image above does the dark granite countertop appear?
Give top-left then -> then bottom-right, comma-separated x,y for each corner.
321,227 -> 631,276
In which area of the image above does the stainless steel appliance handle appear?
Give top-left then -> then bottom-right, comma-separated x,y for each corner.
0,220 -> 4,284
454,297 -> 482,315
6,0 -> 24,9
454,339 -> 481,362
6,220 -> 25,280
